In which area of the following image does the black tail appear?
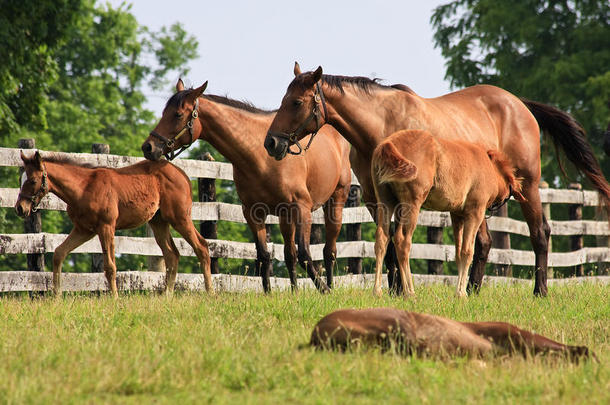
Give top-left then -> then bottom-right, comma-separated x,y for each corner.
521,98 -> 610,216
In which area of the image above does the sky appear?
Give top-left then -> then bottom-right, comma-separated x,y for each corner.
109,0 -> 453,114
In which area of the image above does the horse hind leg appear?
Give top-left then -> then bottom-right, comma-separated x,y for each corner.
279,218 -> 298,291
295,206 -> 329,293
244,208 -> 273,293
171,219 -> 213,293
519,182 -> 551,296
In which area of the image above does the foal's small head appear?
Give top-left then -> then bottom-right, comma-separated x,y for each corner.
16,151 -> 49,217
264,62 -> 327,160
141,79 -> 208,161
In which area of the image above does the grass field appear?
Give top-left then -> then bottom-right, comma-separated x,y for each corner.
1,283 -> 608,404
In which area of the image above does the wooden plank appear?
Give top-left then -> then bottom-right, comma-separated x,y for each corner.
1,271 -> 607,293
3,233 -> 609,267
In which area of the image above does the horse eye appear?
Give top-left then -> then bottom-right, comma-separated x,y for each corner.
175,112 -> 183,118
293,99 -> 303,107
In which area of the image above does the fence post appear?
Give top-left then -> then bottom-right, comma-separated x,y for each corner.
540,181 -> 553,278
18,138 -> 44,272
568,183 -> 584,276
345,185 -> 362,274
596,208 -> 609,276
426,226 -> 444,275
90,144 -> 110,273
198,152 -> 219,274
491,204 -> 512,276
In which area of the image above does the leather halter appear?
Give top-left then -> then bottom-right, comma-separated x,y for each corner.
149,98 -> 200,160
486,185 -> 513,218
269,82 -> 328,155
18,165 -> 49,213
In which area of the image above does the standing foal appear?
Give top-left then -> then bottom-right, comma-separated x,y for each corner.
371,129 -> 526,297
15,151 -> 212,297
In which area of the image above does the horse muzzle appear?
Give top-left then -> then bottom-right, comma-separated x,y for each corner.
141,140 -> 163,161
15,201 -> 31,218
264,134 -> 289,161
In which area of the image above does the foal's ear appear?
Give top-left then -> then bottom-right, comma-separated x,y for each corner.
311,66 -> 323,83
33,151 -> 43,169
20,150 -> 28,162
176,78 -> 185,92
294,61 -> 302,76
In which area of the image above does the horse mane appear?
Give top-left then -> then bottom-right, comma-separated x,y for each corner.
39,153 -> 97,168
290,72 -> 415,95
165,89 -> 275,114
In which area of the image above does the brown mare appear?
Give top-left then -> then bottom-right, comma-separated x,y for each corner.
15,151 -> 212,297
141,80 -> 351,293
309,308 -> 594,362
372,129 -> 526,297
265,64 -> 610,296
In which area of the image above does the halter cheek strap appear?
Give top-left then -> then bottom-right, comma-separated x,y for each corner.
149,98 -> 200,160
18,166 -> 49,212
269,82 -> 328,156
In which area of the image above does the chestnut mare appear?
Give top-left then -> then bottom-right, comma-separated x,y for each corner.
372,130 -> 526,297
141,80 -> 351,293
15,151 -> 212,297
309,308 -> 595,362
266,64 -> 610,296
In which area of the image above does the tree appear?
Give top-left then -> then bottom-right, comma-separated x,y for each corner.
0,0 -> 199,272
431,0 -> 610,185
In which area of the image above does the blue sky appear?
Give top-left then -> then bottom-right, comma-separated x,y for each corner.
109,0 -> 452,114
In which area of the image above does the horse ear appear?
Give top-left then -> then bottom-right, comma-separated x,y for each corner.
294,61 -> 302,77
312,66 -> 323,83
34,151 -> 43,169
176,78 -> 185,92
196,81 -> 208,96
20,150 -> 28,162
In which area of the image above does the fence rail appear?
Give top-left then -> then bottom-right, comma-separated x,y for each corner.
2,145 -> 609,292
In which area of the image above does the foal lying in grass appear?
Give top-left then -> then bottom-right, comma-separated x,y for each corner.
16,151 -> 212,297
371,129 -> 526,297
310,308 -> 594,362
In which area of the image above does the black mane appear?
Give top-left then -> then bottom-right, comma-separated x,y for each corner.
290,72 -> 415,95
165,89 -> 275,114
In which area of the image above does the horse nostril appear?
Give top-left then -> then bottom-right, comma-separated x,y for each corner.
264,136 -> 277,153
142,142 -> 152,153
15,205 -> 23,217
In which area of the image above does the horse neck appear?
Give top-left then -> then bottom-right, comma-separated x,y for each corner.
45,161 -> 92,205
197,98 -> 271,173
324,84 -> 418,156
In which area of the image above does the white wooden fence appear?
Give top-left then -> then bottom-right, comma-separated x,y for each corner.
1,146 -> 609,292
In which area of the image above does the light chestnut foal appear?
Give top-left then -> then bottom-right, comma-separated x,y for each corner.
15,151 -> 212,297
371,129 -> 526,297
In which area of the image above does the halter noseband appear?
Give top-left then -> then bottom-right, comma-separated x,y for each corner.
269,82 -> 328,155
149,98 -> 200,160
486,184 -> 513,218
18,165 -> 49,213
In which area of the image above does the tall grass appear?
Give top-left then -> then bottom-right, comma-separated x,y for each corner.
0,283 -> 608,404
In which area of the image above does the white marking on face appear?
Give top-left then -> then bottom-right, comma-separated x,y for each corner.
20,172 -> 28,187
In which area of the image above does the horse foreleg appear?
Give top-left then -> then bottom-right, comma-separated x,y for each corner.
295,206 -> 329,293
52,227 -> 95,296
467,220 -> 492,295
98,225 -> 118,298
279,218 -> 298,291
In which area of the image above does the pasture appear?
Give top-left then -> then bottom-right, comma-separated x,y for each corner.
1,283 -> 608,404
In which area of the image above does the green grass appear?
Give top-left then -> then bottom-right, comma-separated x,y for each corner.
1,284 -> 608,404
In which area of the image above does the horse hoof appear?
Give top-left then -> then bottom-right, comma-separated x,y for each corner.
373,288 -> 383,298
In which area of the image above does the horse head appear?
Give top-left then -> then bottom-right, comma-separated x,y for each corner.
16,151 -> 49,217
264,63 -> 327,160
141,79 -> 208,161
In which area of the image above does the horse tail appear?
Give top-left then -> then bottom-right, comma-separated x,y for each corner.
487,150 -> 526,202
372,140 -> 417,184
521,98 -> 610,215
